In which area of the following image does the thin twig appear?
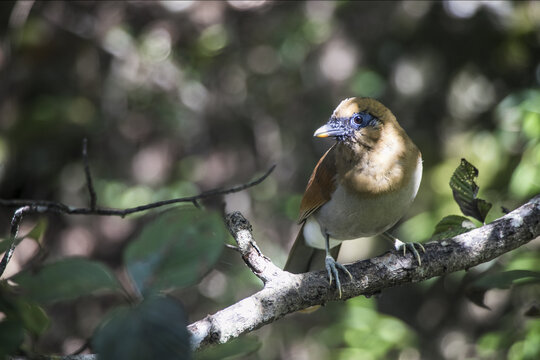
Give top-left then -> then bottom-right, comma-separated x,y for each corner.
0,165 -> 276,217
224,243 -> 240,252
0,165 -> 276,277
82,138 -> 97,210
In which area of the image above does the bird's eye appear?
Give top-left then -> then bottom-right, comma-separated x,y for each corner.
350,112 -> 377,129
352,114 -> 363,125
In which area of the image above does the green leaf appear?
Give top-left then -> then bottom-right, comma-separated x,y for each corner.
92,295 -> 191,360
18,301 -> 50,335
0,217 -> 48,253
432,215 -> 476,240
0,237 -> 15,253
124,207 -> 226,294
23,217 -> 48,244
449,158 -> 492,223
195,336 -> 261,360
0,282 -> 50,356
12,258 -> 121,304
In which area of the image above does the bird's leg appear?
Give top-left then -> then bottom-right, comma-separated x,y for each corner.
324,233 -> 353,298
383,231 -> 425,265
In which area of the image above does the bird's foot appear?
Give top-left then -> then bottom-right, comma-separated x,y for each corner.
325,255 -> 353,298
394,238 -> 425,265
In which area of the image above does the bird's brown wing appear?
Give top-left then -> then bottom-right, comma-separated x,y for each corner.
285,145 -> 339,274
297,145 -> 338,224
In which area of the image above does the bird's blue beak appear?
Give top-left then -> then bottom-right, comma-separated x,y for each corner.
314,123 -> 347,138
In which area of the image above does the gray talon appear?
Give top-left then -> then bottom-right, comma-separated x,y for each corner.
325,255 -> 352,298
384,232 -> 425,266
399,241 -> 425,265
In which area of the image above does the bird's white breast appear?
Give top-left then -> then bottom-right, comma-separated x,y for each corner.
303,156 -> 422,250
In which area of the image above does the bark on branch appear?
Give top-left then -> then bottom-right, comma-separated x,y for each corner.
188,195 -> 540,350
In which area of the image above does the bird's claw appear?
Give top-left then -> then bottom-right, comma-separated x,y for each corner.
325,255 -> 353,298
394,239 -> 425,265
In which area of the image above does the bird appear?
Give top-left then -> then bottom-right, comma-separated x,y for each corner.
284,97 -> 423,297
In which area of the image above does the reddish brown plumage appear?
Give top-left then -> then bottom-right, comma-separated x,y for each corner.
297,145 -> 337,224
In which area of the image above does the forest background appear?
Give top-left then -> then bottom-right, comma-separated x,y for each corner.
0,1 -> 539,359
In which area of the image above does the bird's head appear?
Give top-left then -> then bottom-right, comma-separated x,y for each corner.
314,97 -> 397,149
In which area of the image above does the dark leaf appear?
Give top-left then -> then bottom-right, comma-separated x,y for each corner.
473,270 -> 540,289
449,159 -> 492,223
0,282 -> 48,335
124,207 -> 226,295
0,319 -> 25,358
92,295 -> 191,360
12,258 -> 121,304
466,270 -> 540,309
465,287 -> 491,310
524,304 -> 540,317
432,215 -> 476,240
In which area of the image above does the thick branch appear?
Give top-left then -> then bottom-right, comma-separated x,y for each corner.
225,212 -> 283,284
188,195 -> 540,350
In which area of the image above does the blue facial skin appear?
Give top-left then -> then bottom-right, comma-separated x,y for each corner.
349,112 -> 378,129
327,112 -> 379,141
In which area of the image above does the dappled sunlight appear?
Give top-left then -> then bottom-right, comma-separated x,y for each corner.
131,142 -> 172,186
59,226 -> 96,257
1,0 -> 539,358
447,68 -> 496,122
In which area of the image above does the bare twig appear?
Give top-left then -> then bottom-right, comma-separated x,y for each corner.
10,355 -> 96,360
82,138 -> 97,210
0,165 -> 276,217
188,195 -> 540,350
0,164 -> 274,276
0,139 -> 276,277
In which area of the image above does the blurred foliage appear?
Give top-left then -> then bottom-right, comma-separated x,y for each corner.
13,257 -> 122,304
5,206 -> 224,359
196,336 -> 261,360
332,297 -> 417,360
0,282 -> 49,358
124,207 -> 226,295
0,0 -> 539,359
92,295 -> 191,360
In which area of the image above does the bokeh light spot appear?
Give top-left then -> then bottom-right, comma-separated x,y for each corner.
141,27 -> 172,63
319,38 -> 358,82
198,24 -> 228,55
247,45 -> 280,74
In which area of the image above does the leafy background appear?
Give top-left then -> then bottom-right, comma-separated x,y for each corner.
0,1 -> 539,359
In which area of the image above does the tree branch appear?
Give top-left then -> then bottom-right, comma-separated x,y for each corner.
188,195 -> 540,350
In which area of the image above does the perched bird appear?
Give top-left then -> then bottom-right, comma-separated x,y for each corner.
284,97 -> 423,297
